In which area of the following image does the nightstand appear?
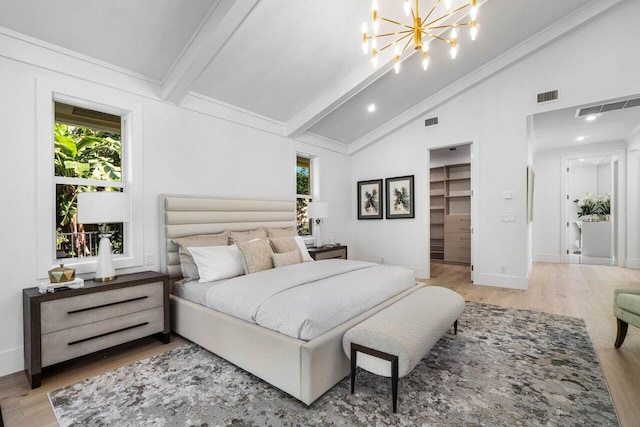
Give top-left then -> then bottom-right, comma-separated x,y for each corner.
23,271 -> 170,388
307,245 -> 348,260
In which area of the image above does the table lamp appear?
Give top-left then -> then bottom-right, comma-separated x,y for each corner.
306,201 -> 328,248
77,192 -> 131,281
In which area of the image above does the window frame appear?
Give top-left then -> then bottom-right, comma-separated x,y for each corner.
296,155 -> 312,237
36,79 -> 144,278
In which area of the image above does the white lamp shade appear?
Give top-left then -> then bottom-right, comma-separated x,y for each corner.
307,201 -> 329,219
77,192 -> 131,224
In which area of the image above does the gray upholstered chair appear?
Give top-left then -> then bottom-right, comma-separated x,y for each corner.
614,288 -> 640,348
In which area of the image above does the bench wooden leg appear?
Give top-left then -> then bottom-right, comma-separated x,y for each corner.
615,318 -> 628,349
454,320 -> 458,335
351,343 -> 400,413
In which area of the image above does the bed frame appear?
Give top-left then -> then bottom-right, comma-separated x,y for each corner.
164,195 -> 421,405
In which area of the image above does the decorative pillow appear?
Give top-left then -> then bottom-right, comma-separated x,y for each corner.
188,245 -> 245,283
228,227 -> 267,244
266,226 -> 298,238
269,237 -> 299,254
172,232 -> 229,281
294,236 -> 315,262
236,239 -> 274,274
272,250 -> 302,268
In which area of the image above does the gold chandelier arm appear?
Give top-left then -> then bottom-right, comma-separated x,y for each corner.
423,3 -> 470,28
379,16 -> 414,30
378,32 -> 412,52
400,36 -> 413,54
367,29 -> 413,40
423,30 -> 451,44
422,0 -> 441,26
429,21 -> 473,30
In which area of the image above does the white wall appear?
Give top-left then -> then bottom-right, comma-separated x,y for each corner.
350,0 -> 640,287
627,129 -> 640,269
0,58 -> 351,377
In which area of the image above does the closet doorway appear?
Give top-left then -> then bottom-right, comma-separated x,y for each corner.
429,144 -> 473,281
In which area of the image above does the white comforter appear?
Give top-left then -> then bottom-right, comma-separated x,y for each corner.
205,259 -> 415,340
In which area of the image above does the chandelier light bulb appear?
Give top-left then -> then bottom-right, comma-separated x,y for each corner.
470,22 -> 477,41
445,0 -> 452,10
362,41 -> 369,55
394,57 -> 400,74
373,18 -> 379,35
372,0 -> 378,12
423,52 -> 429,70
451,27 -> 457,40
404,0 -> 411,16
372,49 -> 378,68
470,0 -> 478,20
371,38 -> 377,50
450,40 -> 458,59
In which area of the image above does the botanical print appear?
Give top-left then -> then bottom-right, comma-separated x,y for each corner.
386,175 -> 414,219
357,179 -> 383,219
362,184 -> 380,214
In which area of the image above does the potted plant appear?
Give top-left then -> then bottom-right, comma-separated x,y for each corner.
574,193 -> 598,221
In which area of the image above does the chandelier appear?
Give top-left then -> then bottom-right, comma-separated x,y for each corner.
362,0 -> 478,73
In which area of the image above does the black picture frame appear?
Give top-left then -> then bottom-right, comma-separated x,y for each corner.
357,179 -> 383,219
385,175 -> 415,219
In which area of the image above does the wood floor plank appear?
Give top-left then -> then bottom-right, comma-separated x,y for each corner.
1,263 -> 639,426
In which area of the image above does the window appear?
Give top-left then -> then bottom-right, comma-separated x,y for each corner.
54,102 -> 125,260
296,156 -> 312,235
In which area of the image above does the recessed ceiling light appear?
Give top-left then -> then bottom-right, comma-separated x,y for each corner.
367,104 -> 376,113
576,136 -> 585,141
579,158 -> 585,162
586,115 -> 597,121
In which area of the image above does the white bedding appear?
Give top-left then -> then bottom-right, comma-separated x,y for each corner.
205,259 -> 415,340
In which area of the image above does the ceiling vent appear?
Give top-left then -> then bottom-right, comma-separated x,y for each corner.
576,96 -> 640,117
537,90 -> 559,103
424,117 -> 439,127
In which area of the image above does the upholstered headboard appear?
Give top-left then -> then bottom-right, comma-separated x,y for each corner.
163,195 -> 296,279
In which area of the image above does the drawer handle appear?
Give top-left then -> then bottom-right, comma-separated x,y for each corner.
68,296 -> 148,314
68,322 -> 149,346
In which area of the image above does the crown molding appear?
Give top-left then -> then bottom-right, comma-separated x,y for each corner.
294,132 -> 349,155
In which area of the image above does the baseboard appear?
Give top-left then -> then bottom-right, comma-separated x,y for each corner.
0,346 -> 24,378
581,256 -> 615,266
533,253 -> 563,263
473,273 -> 529,290
626,258 -> 640,269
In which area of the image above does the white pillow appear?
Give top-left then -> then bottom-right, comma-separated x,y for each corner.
294,236 -> 314,262
188,245 -> 245,283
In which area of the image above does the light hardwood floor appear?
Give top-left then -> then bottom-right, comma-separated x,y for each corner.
1,262 -> 639,426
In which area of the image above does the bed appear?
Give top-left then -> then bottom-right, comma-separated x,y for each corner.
164,195 -> 422,405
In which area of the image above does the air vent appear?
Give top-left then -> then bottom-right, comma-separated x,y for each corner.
424,117 -> 439,127
576,96 -> 640,117
537,90 -> 558,103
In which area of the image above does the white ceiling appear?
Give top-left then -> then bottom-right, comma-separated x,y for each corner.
532,95 -> 640,152
0,0 -> 624,149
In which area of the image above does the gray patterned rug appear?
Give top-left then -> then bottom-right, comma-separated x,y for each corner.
49,302 -> 618,426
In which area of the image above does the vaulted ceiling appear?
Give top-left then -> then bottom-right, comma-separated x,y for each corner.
0,0 -> 625,153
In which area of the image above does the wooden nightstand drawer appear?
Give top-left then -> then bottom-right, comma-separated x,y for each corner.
308,245 -> 347,260
41,281 -> 164,334
42,307 -> 164,367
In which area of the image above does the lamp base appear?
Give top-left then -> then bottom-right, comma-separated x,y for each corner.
94,233 -> 117,282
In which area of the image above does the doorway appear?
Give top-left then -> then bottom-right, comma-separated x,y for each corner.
429,143 -> 473,281
564,154 -> 617,265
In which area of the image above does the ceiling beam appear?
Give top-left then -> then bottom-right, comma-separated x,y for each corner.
161,0 -> 260,105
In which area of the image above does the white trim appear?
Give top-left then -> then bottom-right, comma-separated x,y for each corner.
0,346 -> 23,378
626,258 -> 640,269
36,79 -> 144,279
294,132 -> 349,155
533,253 -> 564,263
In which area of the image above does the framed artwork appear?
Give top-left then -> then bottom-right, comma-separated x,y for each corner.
357,179 -> 383,219
386,175 -> 415,219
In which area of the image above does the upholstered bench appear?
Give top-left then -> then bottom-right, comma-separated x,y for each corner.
342,286 -> 465,412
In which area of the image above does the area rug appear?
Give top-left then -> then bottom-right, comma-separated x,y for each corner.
49,302 -> 619,426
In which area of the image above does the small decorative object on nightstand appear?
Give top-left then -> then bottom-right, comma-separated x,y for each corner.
307,245 -> 347,261
23,271 -> 170,388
